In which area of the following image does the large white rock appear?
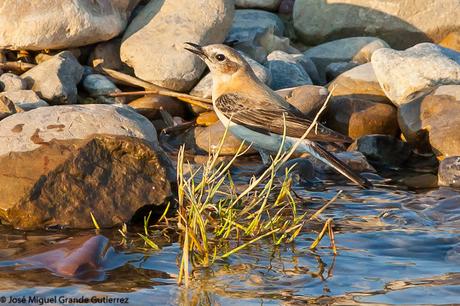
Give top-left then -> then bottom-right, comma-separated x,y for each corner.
293,0 -> 460,49
0,104 -> 157,156
0,0 -> 139,50
371,43 -> 460,106
121,0 -> 234,92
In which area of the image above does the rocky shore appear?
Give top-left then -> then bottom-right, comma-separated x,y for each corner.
1,0 -> 460,229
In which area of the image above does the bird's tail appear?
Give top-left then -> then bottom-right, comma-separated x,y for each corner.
301,140 -> 373,189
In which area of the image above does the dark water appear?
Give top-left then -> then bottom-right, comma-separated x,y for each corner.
0,164 -> 459,305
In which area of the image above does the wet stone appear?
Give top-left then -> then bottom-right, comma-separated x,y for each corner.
438,156 -> 460,188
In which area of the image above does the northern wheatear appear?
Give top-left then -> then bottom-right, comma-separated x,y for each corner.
185,43 -> 372,188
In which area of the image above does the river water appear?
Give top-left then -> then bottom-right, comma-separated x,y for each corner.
0,162 -> 459,305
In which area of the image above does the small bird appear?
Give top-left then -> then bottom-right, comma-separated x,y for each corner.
185,42 -> 372,188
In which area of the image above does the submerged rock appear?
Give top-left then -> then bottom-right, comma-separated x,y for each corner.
371,43 -> 460,106
0,0 -> 139,50
21,51 -> 84,105
121,0 -> 234,91
293,0 -> 460,49
349,134 -> 411,167
0,104 -> 172,230
325,97 -> 398,139
438,157 -> 460,188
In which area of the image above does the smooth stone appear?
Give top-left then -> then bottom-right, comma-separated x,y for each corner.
279,0 -> 295,14
81,74 -> 123,104
401,174 -> 438,189
88,38 -> 124,70
190,52 -> 270,99
265,50 -> 312,90
349,134 -> 411,167
325,61 -> 359,82
226,9 -> 284,45
325,97 -> 398,139
236,0 -> 281,11
398,85 -> 460,158
371,43 -> 460,106
21,51 -> 83,105
0,104 -> 173,230
440,32 -> 460,52
0,95 -> 17,120
0,0 -> 139,50
293,0 -> 460,49
196,111 -> 219,126
0,73 -> 27,91
292,54 -> 321,84
121,0 -> 234,92
328,63 -> 390,103
276,85 -> 328,118
128,95 -> 186,120
193,121 -> 255,156
0,90 -> 49,111
303,37 -> 389,81
277,157 -> 316,181
438,157 -> 460,188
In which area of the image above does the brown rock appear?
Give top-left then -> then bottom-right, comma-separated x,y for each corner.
196,111 -> 219,126
2,135 -> 171,230
277,85 -> 328,118
400,174 -> 438,189
440,32 -> 460,52
128,95 -> 186,120
325,97 -> 398,139
328,63 -> 390,103
0,95 -> 17,120
88,38 -> 124,71
398,85 -> 460,158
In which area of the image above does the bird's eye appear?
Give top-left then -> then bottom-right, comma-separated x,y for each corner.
215,54 -> 226,61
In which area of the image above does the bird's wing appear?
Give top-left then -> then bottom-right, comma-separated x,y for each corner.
215,93 -> 351,143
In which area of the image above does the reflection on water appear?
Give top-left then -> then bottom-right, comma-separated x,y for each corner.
0,165 -> 459,305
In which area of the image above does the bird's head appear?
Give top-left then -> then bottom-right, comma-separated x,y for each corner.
184,42 -> 252,78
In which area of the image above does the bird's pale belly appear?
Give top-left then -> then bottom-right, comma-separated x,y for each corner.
215,109 -> 295,153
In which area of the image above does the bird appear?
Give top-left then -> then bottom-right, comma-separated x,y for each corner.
184,42 -> 372,188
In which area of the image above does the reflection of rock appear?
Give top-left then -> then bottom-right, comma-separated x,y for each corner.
121,0 -> 234,91
0,105 -> 172,229
293,0 -> 460,49
349,134 -> 411,167
372,43 -> 460,106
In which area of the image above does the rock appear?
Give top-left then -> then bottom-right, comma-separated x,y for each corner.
401,174 -> 438,189
349,134 -> 411,167
293,0 -> 460,49
88,39 -> 124,70
128,95 -> 186,120
325,97 -> 398,139
303,37 -> 389,81
265,50 -> 312,90
0,95 -> 16,120
82,74 -> 123,104
398,85 -> 460,158
309,151 -> 375,174
279,0 -> 295,15
440,32 -> 460,52
0,0 -> 139,50
328,63 -> 390,103
277,157 -> 316,181
193,121 -> 254,156
21,51 -> 84,105
226,9 -> 284,46
190,52 -> 270,99
0,73 -> 27,91
276,85 -> 328,118
196,111 -> 219,126
236,0 -> 281,11
0,90 -> 49,111
371,43 -> 460,106
121,0 -> 234,92
325,61 -> 359,82
292,54 -> 321,84
0,104 -> 172,230
438,157 -> 460,187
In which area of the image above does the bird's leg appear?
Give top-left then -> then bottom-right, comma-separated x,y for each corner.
253,150 -> 273,177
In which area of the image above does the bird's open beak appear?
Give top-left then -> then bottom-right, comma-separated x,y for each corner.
184,42 -> 208,60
